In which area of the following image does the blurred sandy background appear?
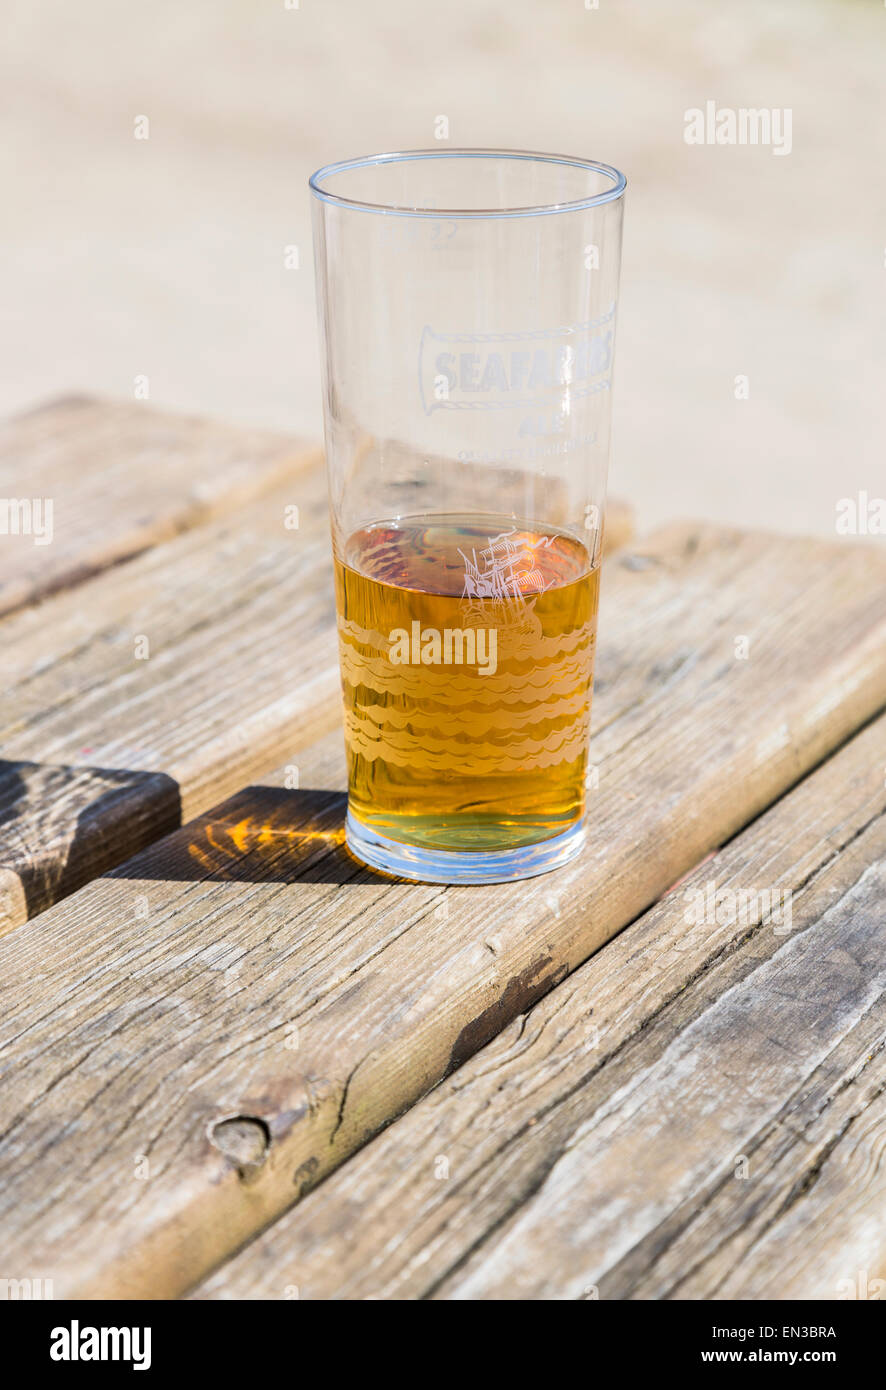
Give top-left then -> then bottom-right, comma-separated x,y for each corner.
2,0 -> 884,536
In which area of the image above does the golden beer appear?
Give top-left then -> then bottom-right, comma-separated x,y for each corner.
334,513 -> 598,855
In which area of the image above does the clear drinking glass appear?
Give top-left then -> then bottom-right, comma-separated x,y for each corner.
309,149 -> 626,884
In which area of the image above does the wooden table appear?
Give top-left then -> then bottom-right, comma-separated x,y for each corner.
1,398 -> 884,1301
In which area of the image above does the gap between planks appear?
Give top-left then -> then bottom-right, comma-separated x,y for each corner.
0,397 -> 633,930
192,713 -> 886,1300
0,523 -> 883,1296
0,397 -> 321,618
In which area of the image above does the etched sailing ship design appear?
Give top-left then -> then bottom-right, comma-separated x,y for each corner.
458,528 -> 553,651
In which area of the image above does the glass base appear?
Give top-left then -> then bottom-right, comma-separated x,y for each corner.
345,811 -> 585,885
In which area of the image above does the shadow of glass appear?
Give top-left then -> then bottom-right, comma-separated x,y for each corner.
109,785 -> 380,887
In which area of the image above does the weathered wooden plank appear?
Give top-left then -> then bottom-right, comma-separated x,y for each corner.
434,829 -> 886,1300
0,461 -> 337,936
0,397 -> 320,617
194,715 -> 886,1301
628,1010 -> 886,1301
0,525 -> 884,1298
0,401 -> 633,931
0,763 -> 182,928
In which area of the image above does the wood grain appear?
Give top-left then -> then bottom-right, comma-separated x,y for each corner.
0,524 -> 884,1298
0,397 -> 321,617
0,456 -> 337,935
196,715 -> 886,1301
437,827 -> 886,1300
0,762 -> 182,927
0,398 -> 633,931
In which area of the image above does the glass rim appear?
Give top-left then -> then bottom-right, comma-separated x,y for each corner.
308,148 -> 627,219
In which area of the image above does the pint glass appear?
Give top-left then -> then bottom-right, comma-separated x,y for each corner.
310,149 -> 626,884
